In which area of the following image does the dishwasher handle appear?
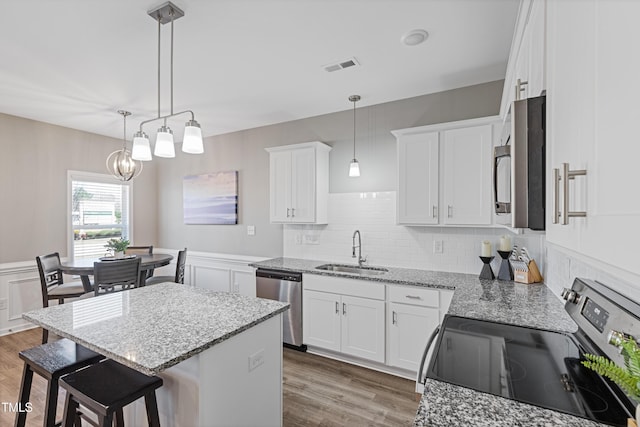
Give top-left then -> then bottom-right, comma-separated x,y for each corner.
417,324 -> 440,386
255,268 -> 302,282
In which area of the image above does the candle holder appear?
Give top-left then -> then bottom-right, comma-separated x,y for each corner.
479,256 -> 495,280
497,250 -> 513,281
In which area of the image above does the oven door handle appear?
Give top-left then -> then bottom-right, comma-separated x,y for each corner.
418,324 -> 441,386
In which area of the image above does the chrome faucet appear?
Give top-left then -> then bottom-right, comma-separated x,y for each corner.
352,230 -> 367,266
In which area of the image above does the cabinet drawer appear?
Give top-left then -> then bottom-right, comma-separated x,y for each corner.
387,286 -> 439,307
303,274 -> 385,300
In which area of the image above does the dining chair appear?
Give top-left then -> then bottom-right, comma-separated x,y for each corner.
125,245 -> 155,279
36,252 -> 89,343
146,248 -> 187,285
93,258 -> 141,296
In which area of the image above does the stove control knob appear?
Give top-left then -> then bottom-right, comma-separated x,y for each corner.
561,288 -> 579,304
561,287 -> 571,300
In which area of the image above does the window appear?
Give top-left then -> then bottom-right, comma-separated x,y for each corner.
68,171 -> 132,260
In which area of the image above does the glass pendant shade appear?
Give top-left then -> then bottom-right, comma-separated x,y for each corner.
132,131 -> 152,161
349,159 -> 361,177
154,126 -> 175,158
182,120 -> 204,154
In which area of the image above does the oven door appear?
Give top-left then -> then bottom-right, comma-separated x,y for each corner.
425,315 -> 634,426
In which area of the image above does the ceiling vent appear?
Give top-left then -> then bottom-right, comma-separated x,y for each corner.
323,57 -> 360,73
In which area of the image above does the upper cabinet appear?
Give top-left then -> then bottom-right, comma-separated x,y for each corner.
393,117 -> 498,226
500,0 -> 547,117
546,0 -> 640,276
265,141 -> 331,224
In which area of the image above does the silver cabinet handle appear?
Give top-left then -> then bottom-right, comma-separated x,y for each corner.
557,163 -> 587,225
286,208 -> 290,218
342,303 -> 346,315
553,167 -> 560,224
291,208 -> 295,218
515,78 -> 528,100
447,205 -> 453,218
432,205 -> 437,218
335,301 -> 339,314
406,295 -> 422,300
392,311 -> 397,325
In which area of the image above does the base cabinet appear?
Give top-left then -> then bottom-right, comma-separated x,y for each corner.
387,302 -> 440,372
303,289 -> 385,363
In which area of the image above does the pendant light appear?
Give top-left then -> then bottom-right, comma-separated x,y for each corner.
348,95 -> 361,177
131,2 -> 204,161
106,110 -> 143,181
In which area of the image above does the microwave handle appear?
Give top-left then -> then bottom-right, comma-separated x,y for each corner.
493,145 -> 511,214
417,324 -> 441,386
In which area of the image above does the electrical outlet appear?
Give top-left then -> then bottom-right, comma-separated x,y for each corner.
248,349 -> 265,371
0,298 -> 7,310
247,225 -> 255,236
294,234 -> 302,244
433,240 -> 444,254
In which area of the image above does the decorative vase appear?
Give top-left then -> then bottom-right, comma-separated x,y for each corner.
115,251 -> 125,259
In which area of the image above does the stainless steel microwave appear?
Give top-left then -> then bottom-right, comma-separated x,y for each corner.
493,94 -> 545,230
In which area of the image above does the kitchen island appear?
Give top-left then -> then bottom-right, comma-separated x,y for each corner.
23,282 -> 289,427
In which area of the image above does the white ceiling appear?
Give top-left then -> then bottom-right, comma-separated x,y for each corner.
0,0 -> 519,141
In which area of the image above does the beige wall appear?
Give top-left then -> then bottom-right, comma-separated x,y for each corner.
0,113 -> 158,263
157,80 -> 503,256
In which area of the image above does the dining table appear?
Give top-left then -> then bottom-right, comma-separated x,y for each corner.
61,253 -> 174,292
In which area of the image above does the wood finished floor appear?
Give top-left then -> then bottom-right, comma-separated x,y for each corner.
0,328 -> 418,426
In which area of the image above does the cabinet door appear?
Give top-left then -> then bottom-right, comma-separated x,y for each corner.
290,147 -> 316,223
388,302 -> 440,372
340,296 -> 385,363
269,150 -> 292,222
397,132 -> 439,224
442,125 -> 492,225
303,290 -> 341,352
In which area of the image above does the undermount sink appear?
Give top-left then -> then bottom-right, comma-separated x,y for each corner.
315,264 -> 388,276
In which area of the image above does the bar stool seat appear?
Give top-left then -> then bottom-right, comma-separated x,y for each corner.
15,338 -> 105,427
60,359 -> 163,427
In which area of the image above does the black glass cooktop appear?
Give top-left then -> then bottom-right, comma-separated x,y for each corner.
426,316 -> 634,426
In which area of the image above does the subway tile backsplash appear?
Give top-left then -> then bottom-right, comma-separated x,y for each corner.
283,192 -> 545,275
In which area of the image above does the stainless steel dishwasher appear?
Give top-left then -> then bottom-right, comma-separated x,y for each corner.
255,268 -> 305,350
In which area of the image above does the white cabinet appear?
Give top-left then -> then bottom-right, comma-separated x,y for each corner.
546,0 -> 640,275
394,117 -> 497,226
500,0 -> 546,116
265,141 -> 331,224
387,286 -> 452,372
303,275 -> 386,363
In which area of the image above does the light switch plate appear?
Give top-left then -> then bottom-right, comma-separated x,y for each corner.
433,240 -> 444,254
247,225 -> 255,236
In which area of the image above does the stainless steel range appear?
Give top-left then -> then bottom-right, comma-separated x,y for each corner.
419,278 -> 639,426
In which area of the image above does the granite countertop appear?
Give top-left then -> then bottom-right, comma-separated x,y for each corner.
252,257 -> 598,426
23,282 -> 289,376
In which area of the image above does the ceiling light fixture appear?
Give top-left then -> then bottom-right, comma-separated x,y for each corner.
348,94 -> 361,178
107,110 -> 143,181
131,1 -> 204,162
401,29 -> 429,46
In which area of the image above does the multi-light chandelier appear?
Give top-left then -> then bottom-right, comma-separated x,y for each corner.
130,1 -> 204,162
107,110 -> 143,182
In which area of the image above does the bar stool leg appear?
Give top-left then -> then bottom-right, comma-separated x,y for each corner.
41,328 -> 48,344
14,363 -> 34,427
145,392 -> 161,427
99,413 -> 113,427
43,378 -> 59,427
115,409 -> 125,427
61,393 -> 78,427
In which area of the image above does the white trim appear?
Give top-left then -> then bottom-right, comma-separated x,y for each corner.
391,115 -> 501,138
264,141 -> 331,153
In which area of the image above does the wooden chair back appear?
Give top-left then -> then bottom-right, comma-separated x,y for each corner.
93,258 -> 141,296
175,249 -> 187,284
124,246 -> 153,255
35,252 -> 64,308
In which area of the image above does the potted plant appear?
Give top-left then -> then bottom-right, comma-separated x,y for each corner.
104,237 -> 130,258
582,335 -> 640,425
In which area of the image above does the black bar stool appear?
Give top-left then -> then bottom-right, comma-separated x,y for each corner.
15,338 -> 105,427
60,359 -> 163,427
